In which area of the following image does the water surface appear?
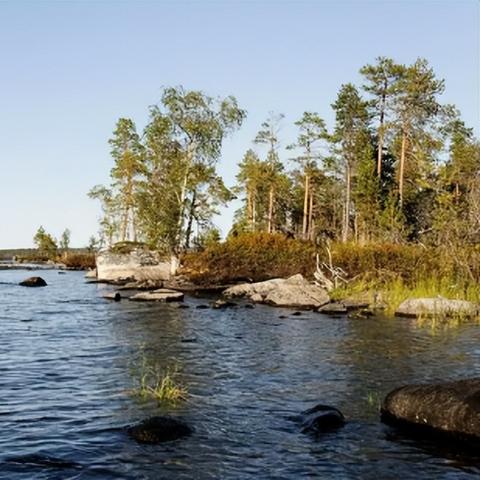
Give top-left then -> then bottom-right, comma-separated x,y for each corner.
1,269 -> 479,479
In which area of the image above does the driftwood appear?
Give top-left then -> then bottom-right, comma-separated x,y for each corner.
314,246 -> 347,291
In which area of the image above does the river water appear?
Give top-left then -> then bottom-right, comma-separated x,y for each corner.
1,269 -> 480,479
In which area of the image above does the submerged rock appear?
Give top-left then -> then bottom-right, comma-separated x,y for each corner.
224,274 -> 329,309
211,299 -> 237,309
103,292 -> 122,301
118,279 -> 163,291
395,297 -> 479,318
318,302 -> 348,314
298,404 -> 345,435
127,416 -> 193,444
130,289 -> 184,302
19,277 -> 47,287
381,378 -> 480,444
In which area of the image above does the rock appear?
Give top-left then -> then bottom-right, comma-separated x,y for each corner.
250,293 -> 264,303
381,378 -> 480,444
348,308 -> 374,320
318,302 -> 348,314
127,416 -> 192,444
299,404 -> 345,435
196,304 -> 210,309
211,299 -> 237,309
130,289 -> 184,302
291,311 -> 302,316
395,297 -> 479,318
177,304 -> 190,309
103,292 -> 121,301
96,248 -> 171,283
224,274 -> 329,309
58,271 -> 67,275
84,269 -> 97,279
118,279 -> 163,291
19,276 -> 47,287
244,303 -> 255,309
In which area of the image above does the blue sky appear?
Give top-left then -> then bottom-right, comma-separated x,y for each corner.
0,0 -> 478,248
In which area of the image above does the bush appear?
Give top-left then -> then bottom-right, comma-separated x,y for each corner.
61,252 -> 96,270
182,233 -> 480,287
182,232 -> 317,284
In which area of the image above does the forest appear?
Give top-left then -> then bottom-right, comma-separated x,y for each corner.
89,56 -> 480,288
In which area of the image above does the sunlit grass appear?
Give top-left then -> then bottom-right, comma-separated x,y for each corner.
131,354 -> 187,405
332,274 -> 480,325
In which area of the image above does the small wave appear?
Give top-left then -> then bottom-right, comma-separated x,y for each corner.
5,453 -> 82,470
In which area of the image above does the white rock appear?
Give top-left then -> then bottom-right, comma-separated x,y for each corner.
395,297 -> 479,317
130,289 -> 184,302
224,274 -> 329,308
96,248 -> 171,282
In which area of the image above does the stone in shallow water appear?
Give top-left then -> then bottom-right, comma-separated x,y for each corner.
103,292 -> 121,301
318,302 -> 348,314
19,277 -> 47,287
395,297 -> 479,318
127,416 -> 193,444
297,404 -> 345,435
381,378 -> 480,444
129,289 -> 184,302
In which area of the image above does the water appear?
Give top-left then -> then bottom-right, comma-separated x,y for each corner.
1,269 -> 480,479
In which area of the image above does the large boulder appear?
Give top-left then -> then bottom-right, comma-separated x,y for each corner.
96,248 -> 171,283
19,276 -> 47,287
381,378 -> 480,443
395,297 -> 479,318
127,416 -> 192,444
130,289 -> 184,302
224,274 -> 329,309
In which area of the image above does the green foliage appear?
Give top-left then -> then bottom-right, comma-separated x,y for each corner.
33,226 -> 58,260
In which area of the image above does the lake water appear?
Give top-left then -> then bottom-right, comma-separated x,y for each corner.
1,269 -> 480,479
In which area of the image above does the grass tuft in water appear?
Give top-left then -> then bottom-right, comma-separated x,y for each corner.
131,354 -> 187,405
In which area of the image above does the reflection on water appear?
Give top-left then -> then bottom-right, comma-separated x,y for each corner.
1,269 -> 480,479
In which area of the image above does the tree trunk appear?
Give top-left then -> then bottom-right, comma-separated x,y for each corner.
252,196 -> 256,231
176,143 -> 195,252
342,165 -> 351,243
185,190 -> 197,250
267,186 -> 274,233
399,130 -> 407,206
377,89 -> 386,177
247,187 -> 253,230
302,174 -> 310,239
308,189 -> 314,241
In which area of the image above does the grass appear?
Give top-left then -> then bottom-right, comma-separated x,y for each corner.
131,355 -> 187,405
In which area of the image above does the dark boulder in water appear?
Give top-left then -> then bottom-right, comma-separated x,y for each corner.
19,277 -> 47,287
381,378 -> 480,445
299,404 -> 345,434
127,416 -> 193,444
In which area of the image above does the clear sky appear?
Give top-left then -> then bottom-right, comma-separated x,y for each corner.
0,0 -> 478,248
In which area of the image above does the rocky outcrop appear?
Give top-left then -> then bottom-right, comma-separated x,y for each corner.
381,378 -> 480,444
395,297 -> 479,318
127,416 -> 192,444
19,276 -> 47,287
224,274 -> 329,309
96,248 -> 171,283
130,289 -> 184,302
318,302 -> 348,314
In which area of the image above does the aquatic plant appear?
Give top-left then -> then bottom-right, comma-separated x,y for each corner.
131,355 -> 187,405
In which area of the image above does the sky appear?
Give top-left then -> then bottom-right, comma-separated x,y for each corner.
0,0 -> 478,248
